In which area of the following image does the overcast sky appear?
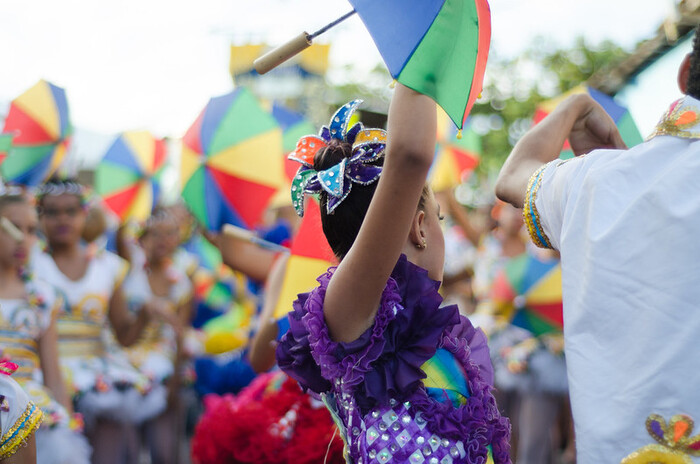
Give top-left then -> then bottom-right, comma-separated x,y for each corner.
0,0 -> 674,138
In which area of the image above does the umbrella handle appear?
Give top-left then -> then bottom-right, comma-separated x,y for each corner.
222,224 -> 290,254
253,32 -> 312,75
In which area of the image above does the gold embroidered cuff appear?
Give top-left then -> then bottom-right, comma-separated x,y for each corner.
0,401 -> 43,460
523,164 -> 553,249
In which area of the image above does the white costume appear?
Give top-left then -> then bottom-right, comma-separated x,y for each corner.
33,249 -> 166,427
0,276 -> 91,464
122,261 -> 192,384
0,363 -> 43,460
525,95 -> 700,463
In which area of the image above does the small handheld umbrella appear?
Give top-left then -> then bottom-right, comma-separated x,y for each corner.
181,88 -> 284,231
490,253 -> 563,336
95,131 -> 166,222
254,0 -> 491,132
1,80 -> 72,186
430,109 -> 481,192
534,85 -> 643,160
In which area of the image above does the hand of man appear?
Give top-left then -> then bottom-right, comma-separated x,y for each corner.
568,94 -> 627,156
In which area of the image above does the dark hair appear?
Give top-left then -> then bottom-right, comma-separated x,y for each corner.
36,177 -> 87,208
687,25 -> 700,99
315,140 -> 429,260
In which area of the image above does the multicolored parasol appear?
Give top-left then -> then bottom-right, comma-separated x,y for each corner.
1,80 -> 72,186
534,85 -> 643,160
0,134 -> 13,166
271,103 -> 317,182
430,108 -> 481,192
349,0 -> 491,131
490,253 -> 563,336
95,131 -> 166,222
188,234 -> 237,311
181,88 -> 285,231
273,198 -> 336,319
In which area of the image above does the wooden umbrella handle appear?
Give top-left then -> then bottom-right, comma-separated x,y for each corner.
253,32 -> 312,75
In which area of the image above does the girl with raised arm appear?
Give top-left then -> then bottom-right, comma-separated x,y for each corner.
277,86 -> 511,463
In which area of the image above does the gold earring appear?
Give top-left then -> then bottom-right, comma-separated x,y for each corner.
417,239 -> 426,249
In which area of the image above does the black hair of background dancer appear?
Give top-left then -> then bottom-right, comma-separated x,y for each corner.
314,139 -> 429,260
686,25 -> 700,100
36,177 -> 85,208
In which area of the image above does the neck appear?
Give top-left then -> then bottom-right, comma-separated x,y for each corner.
146,256 -> 167,271
0,264 -> 19,281
49,241 -> 82,258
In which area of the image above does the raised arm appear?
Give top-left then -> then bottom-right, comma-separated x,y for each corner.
324,84 -> 437,343
107,285 -> 150,347
495,94 -> 625,207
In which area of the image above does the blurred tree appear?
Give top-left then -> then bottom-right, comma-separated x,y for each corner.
471,37 -> 629,175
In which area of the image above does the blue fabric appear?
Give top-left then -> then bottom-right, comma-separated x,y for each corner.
48,82 -> 70,136
348,0 -> 445,78
194,351 -> 257,396
271,103 -> 304,131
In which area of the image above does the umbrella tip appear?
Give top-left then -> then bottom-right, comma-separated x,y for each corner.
456,129 -> 463,140
389,80 -> 396,89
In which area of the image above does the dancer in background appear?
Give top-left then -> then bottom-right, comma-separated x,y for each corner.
33,178 -> 166,464
121,208 -> 192,464
0,189 -> 91,464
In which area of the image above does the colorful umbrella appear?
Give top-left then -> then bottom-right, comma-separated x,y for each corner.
534,85 -> 643,160
181,88 -> 285,231
490,253 -> 563,336
271,103 -> 316,182
193,268 -> 235,312
349,0 -> 491,131
1,80 -> 72,186
273,198 -> 336,319
95,131 -> 166,222
430,108 -> 481,192
0,134 -> 13,166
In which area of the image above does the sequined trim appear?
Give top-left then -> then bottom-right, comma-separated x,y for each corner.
0,401 -> 43,460
523,164 -> 553,249
648,97 -> 700,140
622,413 -> 700,463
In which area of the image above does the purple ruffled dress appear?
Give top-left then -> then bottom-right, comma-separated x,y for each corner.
277,255 -> 511,464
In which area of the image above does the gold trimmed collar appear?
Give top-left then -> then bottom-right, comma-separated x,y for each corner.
648,96 -> 700,140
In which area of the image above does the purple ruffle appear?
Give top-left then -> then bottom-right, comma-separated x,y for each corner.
276,254 -> 511,462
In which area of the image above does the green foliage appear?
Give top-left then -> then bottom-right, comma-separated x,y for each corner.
471,37 -> 629,176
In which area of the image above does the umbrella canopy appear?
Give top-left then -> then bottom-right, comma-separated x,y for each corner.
182,88 -> 284,231
1,80 -> 72,186
430,109 -> 481,192
95,131 -> 166,222
349,0 -> 491,130
0,134 -> 13,166
188,234 -> 236,311
490,253 -> 563,336
273,198 -> 336,319
271,103 -> 317,182
534,85 -> 643,160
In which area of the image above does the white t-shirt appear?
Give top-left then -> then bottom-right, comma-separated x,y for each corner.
525,96 -> 700,463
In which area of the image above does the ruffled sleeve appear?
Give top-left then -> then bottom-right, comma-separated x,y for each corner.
277,255 -> 464,411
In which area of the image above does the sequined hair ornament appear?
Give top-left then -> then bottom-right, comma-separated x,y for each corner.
36,179 -> 87,205
289,99 -> 386,216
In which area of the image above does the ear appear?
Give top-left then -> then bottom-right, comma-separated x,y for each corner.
678,53 -> 692,94
408,209 -> 426,248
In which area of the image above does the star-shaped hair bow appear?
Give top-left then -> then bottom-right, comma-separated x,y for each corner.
289,100 -> 387,216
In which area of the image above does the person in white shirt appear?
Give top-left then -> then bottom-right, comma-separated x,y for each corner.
495,26 -> 700,464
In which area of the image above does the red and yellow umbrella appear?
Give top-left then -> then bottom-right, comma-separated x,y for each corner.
95,131 -> 167,222
181,88 -> 284,231
490,253 -> 563,336
429,108 -> 480,192
1,80 -> 71,186
274,198 -> 336,319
